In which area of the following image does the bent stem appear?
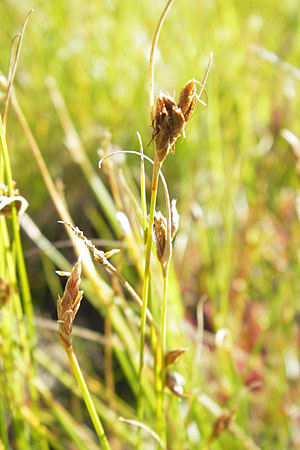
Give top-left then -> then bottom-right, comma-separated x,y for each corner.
148,0 -> 174,120
65,345 -> 111,450
2,9 -> 34,129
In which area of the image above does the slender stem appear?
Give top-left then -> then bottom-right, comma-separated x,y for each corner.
147,9 -> 174,440
148,0 -> 174,121
100,147 -> 171,445
10,93 -> 73,224
137,154 -> 161,446
10,91 -> 153,409
1,117 -> 48,449
47,78 -> 121,236
0,392 -> 9,450
101,150 -> 171,444
104,315 -> 115,402
154,161 -> 171,445
60,219 -> 160,334
2,9 -> 34,129
66,346 -> 111,450
156,272 -> 168,446
137,131 -> 148,236
0,115 -> 35,343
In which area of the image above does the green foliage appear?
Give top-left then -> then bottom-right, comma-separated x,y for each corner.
1,0 -> 300,448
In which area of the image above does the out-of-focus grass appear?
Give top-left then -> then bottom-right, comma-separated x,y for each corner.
1,0 -> 300,448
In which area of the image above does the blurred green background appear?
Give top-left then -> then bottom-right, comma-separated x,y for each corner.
1,0 -> 300,219
1,0 -> 300,448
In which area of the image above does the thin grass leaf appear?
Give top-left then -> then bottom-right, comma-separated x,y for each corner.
119,417 -> 165,448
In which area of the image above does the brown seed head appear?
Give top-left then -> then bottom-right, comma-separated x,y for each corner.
177,79 -> 199,121
209,409 -> 235,443
57,257 -> 83,349
165,348 -> 186,367
153,211 -> 167,263
152,77 -> 206,162
152,94 -> 184,162
165,371 -> 185,397
0,278 -> 11,306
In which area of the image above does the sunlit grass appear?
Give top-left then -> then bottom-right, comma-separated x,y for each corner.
1,0 -> 300,448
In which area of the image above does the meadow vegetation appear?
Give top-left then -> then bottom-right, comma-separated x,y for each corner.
1,0 -> 300,448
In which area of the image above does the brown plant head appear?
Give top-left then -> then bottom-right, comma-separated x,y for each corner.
165,348 -> 186,367
153,211 -> 167,263
209,409 -> 236,443
165,370 -> 185,397
177,79 -> 201,121
152,79 -> 207,163
57,257 -> 83,349
0,278 -> 11,306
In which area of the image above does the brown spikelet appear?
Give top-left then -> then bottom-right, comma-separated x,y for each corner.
0,278 -> 11,306
151,54 -> 212,163
208,409 -> 236,443
151,80 -> 208,162
57,257 -> 83,349
153,211 -> 167,263
165,348 -> 186,367
165,371 -> 185,397
152,94 -> 185,162
177,79 -> 201,121
58,221 -> 120,263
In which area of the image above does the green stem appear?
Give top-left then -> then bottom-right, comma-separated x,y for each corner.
148,0 -> 174,120
0,116 -> 49,449
156,272 -> 168,446
137,154 -> 161,446
46,78 -> 121,236
0,115 -> 35,345
0,392 -> 9,450
66,346 -> 111,450
0,115 -> 49,449
137,132 -> 148,237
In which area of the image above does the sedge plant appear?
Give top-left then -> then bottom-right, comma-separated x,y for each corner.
0,0 -> 277,448
56,257 -> 111,449
0,12 -> 50,448
136,0 -> 213,445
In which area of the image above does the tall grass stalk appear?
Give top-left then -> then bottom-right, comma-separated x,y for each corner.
0,394 -> 9,449
0,114 -> 34,344
46,77 -> 121,236
10,77 -> 164,443
9,85 -> 157,429
66,347 -> 111,449
1,113 -> 50,447
137,2 -> 174,443
2,9 -> 33,130
137,151 -> 161,424
1,20 -> 49,442
57,258 -> 111,449
137,131 -> 148,236
155,272 -> 168,444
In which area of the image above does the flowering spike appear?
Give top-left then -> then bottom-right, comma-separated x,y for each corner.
57,257 -> 83,349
